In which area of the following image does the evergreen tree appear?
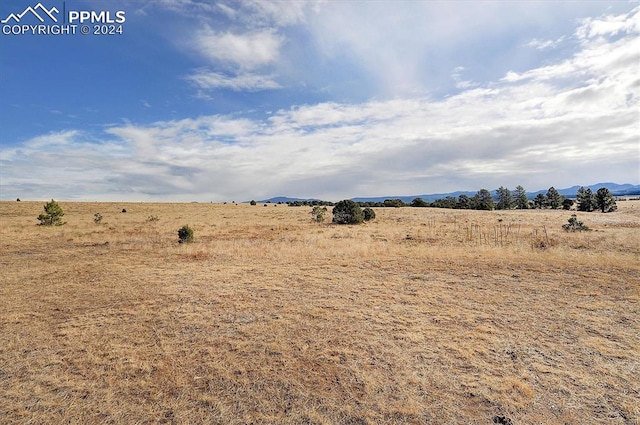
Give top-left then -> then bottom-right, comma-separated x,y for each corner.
37,199 -> 65,226
546,187 -> 562,209
496,186 -> 513,210
562,198 -> 575,210
411,197 -> 429,207
514,185 -> 529,209
533,193 -> 546,209
576,187 -> 596,212
595,187 -> 617,213
456,194 -> 472,209
473,189 -> 495,210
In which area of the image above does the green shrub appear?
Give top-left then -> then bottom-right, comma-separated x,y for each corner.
37,199 -> 65,226
363,207 -> 376,221
178,225 -> 194,243
562,214 -> 589,232
332,200 -> 364,224
93,213 -> 103,224
250,200 -> 257,206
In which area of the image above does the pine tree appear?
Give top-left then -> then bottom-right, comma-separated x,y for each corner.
595,187 -> 617,213
576,187 -> 596,212
533,193 -> 546,209
546,187 -> 563,209
496,186 -> 513,210
514,185 -> 529,209
37,199 -> 65,226
456,194 -> 472,209
473,189 -> 495,210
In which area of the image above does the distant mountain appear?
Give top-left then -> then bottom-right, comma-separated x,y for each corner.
254,196 -> 323,204
528,183 -> 640,198
352,191 -> 476,204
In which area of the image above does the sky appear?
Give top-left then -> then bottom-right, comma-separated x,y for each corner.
0,0 -> 638,202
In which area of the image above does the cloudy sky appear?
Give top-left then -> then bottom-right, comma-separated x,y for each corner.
0,0 -> 638,202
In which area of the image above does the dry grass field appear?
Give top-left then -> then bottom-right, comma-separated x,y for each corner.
1,199 -> 639,424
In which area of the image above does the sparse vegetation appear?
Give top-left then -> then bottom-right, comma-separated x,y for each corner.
93,213 -> 103,224
177,224 -> 194,243
1,200 -> 638,424
146,214 -> 159,223
37,199 -> 65,226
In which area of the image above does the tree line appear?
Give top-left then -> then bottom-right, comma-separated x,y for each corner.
404,186 -> 616,212
283,185 -> 617,212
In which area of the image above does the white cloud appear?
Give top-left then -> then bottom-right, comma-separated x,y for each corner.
194,27 -> 283,70
577,6 -> 640,39
236,0 -> 312,26
526,36 -> 565,50
451,66 -> 478,90
185,69 -> 281,91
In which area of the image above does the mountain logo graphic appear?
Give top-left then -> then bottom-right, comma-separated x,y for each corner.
1,3 -> 59,24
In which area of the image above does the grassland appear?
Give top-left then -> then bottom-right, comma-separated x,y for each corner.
1,200 -> 639,424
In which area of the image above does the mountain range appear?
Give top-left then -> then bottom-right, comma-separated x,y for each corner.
258,182 -> 640,204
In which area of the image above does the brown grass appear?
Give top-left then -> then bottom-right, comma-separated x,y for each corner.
1,200 -> 639,424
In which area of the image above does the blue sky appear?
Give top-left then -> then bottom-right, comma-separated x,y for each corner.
0,0 -> 638,201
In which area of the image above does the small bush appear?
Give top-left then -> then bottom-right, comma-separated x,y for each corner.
332,200 -> 364,225
363,207 -> 376,221
146,215 -> 159,223
562,214 -> 590,232
94,213 -> 103,224
250,200 -> 257,206
37,199 -> 65,226
178,225 -> 194,243
311,206 -> 327,223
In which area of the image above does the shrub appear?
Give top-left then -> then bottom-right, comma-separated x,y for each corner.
37,199 -> 65,226
178,225 -> 194,243
562,214 -> 590,232
332,200 -> 364,224
146,215 -> 159,223
250,200 -> 257,206
94,213 -> 103,224
363,207 -> 376,221
311,206 -> 327,223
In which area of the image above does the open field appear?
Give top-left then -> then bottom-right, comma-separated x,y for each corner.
1,200 -> 639,424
